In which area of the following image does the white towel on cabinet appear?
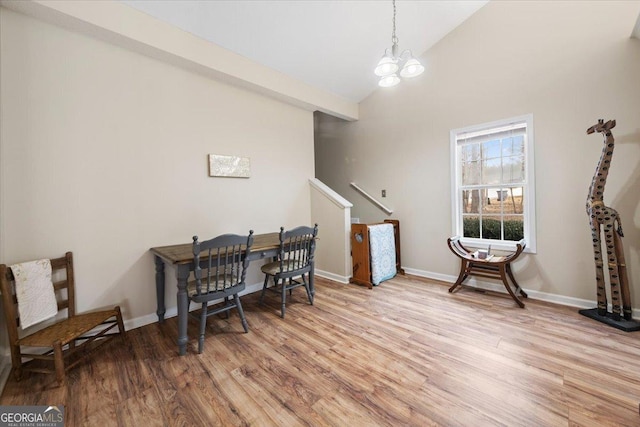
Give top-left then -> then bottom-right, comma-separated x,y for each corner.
368,224 -> 397,286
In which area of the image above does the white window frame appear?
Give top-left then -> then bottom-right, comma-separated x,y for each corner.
450,114 -> 536,253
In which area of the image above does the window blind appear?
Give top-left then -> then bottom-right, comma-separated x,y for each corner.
456,122 -> 527,146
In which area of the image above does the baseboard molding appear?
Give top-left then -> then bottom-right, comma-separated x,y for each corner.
118,268 -> 640,334
124,281 -> 265,331
315,269 -> 350,284
2,267 -> 636,394
124,273 -> 351,331
402,267 -> 640,318
402,268 -> 455,285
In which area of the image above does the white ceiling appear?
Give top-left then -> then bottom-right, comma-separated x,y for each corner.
121,0 -> 488,103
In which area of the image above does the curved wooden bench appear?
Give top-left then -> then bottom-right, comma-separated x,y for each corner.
447,236 -> 527,308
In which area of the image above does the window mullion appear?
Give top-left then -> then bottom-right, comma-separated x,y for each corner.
451,114 -> 534,250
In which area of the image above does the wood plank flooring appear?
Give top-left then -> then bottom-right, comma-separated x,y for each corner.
2,274 -> 640,426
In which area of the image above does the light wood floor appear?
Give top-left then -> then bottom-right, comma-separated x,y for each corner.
2,274 -> 640,426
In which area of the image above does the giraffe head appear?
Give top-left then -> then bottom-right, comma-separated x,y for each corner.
586,119 -> 616,135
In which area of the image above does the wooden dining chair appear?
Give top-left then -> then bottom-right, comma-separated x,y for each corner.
259,224 -> 318,318
190,231 -> 254,353
0,252 -> 125,384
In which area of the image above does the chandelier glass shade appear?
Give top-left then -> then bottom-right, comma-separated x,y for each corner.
375,0 -> 424,87
378,73 -> 401,88
399,57 -> 425,78
374,50 -> 399,77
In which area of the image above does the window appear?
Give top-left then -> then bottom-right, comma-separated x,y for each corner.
450,114 -> 536,252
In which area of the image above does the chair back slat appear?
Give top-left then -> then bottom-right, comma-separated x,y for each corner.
260,224 -> 318,318
53,280 -> 68,292
193,232 -> 254,297
278,225 -> 318,274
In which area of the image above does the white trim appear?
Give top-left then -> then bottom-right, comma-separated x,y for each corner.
309,179 -> 353,209
3,270 -> 637,394
403,267 -> 640,317
123,281 -> 265,331
124,311 -> 168,332
309,179 -> 353,283
0,280 -> 268,392
315,269 -> 350,284
450,114 -> 537,253
456,123 -> 526,145
524,114 -> 536,252
123,272 -> 351,332
403,267 -> 454,284
350,182 -> 393,215
124,272 -> 349,332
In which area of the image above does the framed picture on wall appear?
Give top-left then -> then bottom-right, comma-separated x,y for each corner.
208,154 -> 251,178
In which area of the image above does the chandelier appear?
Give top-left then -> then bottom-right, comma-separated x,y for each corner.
374,0 -> 425,87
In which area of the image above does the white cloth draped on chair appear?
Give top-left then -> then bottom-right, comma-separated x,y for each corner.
11,259 -> 58,329
368,223 -> 397,286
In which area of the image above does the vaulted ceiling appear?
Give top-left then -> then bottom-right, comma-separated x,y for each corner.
122,1 -> 489,103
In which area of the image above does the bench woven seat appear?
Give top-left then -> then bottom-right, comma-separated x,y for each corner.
18,309 -> 121,348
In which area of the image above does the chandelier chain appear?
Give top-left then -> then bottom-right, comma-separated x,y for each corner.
391,0 -> 398,45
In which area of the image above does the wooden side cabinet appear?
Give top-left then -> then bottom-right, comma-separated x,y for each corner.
350,219 -> 403,289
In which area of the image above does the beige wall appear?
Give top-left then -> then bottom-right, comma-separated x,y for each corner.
315,1 -> 640,308
310,179 -> 352,282
0,8 -> 314,324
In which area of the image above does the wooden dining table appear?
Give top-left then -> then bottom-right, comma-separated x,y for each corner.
150,232 -> 315,355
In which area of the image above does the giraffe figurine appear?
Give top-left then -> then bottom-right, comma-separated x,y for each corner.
585,119 -> 632,321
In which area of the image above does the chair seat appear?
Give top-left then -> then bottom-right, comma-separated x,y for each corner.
261,260 -> 308,276
259,224 -> 317,319
187,275 -> 237,297
18,309 -> 120,348
190,232 -> 253,353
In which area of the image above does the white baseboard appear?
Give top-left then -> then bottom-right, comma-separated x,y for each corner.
124,271 -> 351,332
315,269 -> 350,284
403,267 -> 640,318
0,284 -> 264,391
2,265 -> 635,394
124,281 -> 265,331
2,266 -> 636,395
402,268 -> 455,285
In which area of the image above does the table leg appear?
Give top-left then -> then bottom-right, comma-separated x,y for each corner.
154,256 -> 166,322
176,265 -> 191,356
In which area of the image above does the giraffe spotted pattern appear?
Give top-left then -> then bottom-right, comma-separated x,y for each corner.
585,119 -> 631,321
